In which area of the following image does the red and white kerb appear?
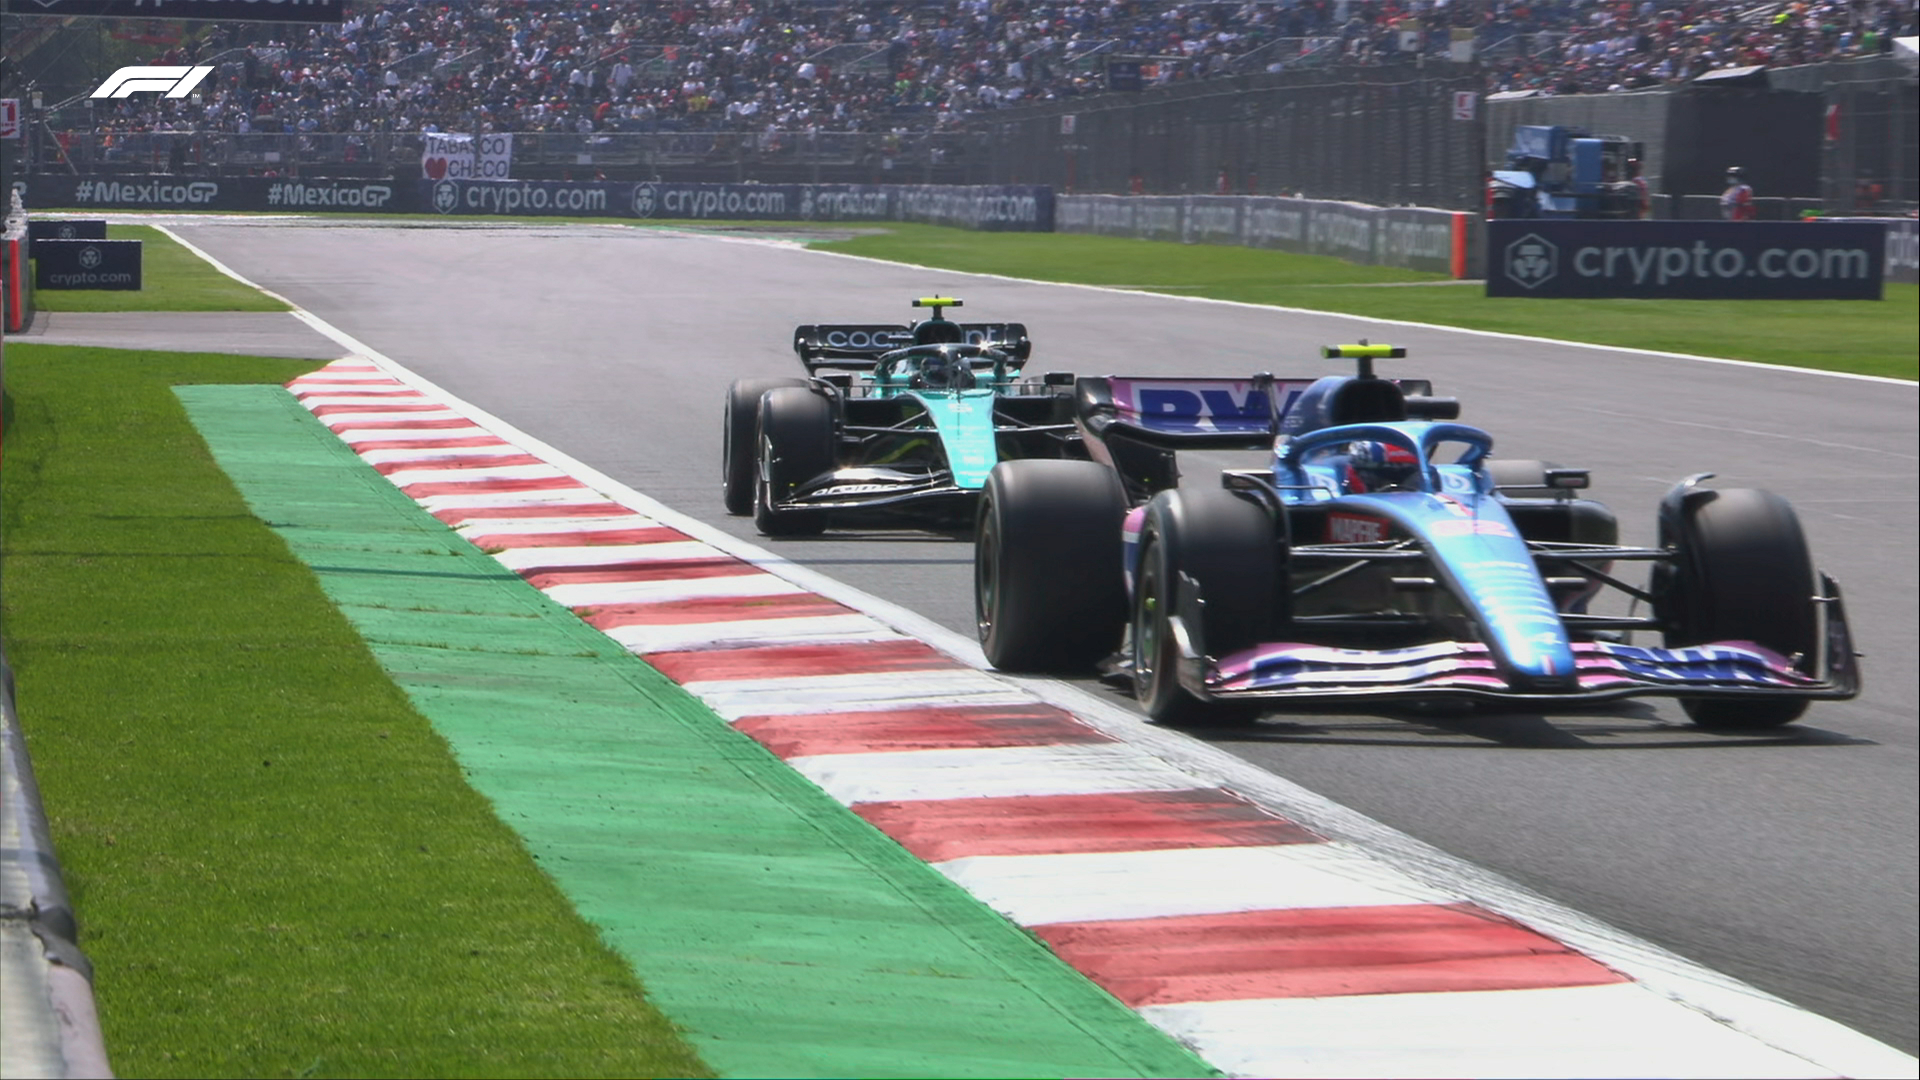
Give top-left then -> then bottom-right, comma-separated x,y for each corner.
285,360 -> 1845,1079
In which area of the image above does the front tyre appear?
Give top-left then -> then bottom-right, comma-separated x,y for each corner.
1660,487 -> 1817,728
1132,487 -> 1281,725
975,460 -> 1128,672
724,377 -> 808,515
753,387 -> 835,537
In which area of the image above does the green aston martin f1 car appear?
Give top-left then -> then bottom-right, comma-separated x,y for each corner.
723,297 -> 1089,535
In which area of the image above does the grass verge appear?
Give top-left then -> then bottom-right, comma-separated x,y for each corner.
0,344 -> 711,1079
810,223 -> 1919,380
29,224 -> 289,313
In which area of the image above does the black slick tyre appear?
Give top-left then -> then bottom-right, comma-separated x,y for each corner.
974,460 -> 1127,672
753,386 -> 835,537
1132,486 -> 1280,726
1661,487 -> 1817,728
724,377 -> 807,515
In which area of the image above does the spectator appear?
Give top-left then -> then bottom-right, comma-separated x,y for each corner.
1721,166 -> 1756,220
76,0 -> 1919,142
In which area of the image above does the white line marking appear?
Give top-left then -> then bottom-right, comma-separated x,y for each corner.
935,842 -> 1458,927
796,245 -> 1918,387
452,515 -> 665,536
294,392 -> 432,404
336,426 -> 497,444
1141,983 -> 1834,1080
316,409 -> 467,427
356,444 -> 530,466
683,669 -> 1032,721
786,742 -> 1200,804
540,574 -> 807,609
488,542 -> 721,570
602,615 -> 900,656
289,388 -> 427,401
381,463 -> 570,487
416,490 -> 610,512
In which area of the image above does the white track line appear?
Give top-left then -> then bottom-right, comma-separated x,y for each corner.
784,240 -> 1920,388
936,842 -> 1461,926
785,742 -> 1202,804
1143,984 -> 1841,1080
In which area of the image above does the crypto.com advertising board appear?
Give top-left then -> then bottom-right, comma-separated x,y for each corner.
1488,220 -> 1884,300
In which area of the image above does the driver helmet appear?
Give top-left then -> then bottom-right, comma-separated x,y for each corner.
1345,439 -> 1420,492
914,350 -> 975,390
1725,165 -> 1745,181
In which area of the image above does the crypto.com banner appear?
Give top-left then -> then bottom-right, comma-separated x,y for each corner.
7,0 -> 345,23
1056,194 -> 1468,276
1817,217 -> 1919,285
1487,220 -> 1884,300
424,178 -> 1052,230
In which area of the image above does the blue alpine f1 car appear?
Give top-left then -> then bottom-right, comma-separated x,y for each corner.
973,344 -> 1860,728
723,297 -> 1086,535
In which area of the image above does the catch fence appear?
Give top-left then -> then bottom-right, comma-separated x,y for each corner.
1768,54 -> 1919,215
977,64 -> 1488,210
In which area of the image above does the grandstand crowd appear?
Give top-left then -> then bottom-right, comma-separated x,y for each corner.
66,0 -> 1920,140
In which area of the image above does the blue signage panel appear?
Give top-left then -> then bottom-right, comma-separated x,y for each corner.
1487,220 -> 1883,299
1817,217 -> 1918,284
27,219 -> 107,251
33,239 -> 142,290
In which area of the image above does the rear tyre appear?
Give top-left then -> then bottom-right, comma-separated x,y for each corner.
1132,487 -> 1280,726
724,377 -> 808,515
1660,487 -> 1817,728
753,387 -> 835,537
975,460 -> 1128,672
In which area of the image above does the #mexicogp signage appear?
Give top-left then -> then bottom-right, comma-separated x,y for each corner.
34,239 -> 142,290
3,0 -> 345,22
1487,220 -> 1884,299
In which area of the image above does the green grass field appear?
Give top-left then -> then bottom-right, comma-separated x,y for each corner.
0,345 -> 711,1079
808,224 -> 1919,380
29,224 -> 289,313
12,225 -> 704,1077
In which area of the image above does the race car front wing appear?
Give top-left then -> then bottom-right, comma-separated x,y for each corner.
1169,573 -> 1860,706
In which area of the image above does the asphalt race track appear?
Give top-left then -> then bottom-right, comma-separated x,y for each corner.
174,219 -> 1918,1056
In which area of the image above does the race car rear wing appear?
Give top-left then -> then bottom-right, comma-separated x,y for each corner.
1077,374 -> 1449,450
793,323 -> 1033,369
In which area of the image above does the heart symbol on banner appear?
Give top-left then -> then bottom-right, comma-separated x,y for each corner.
424,156 -> 448,180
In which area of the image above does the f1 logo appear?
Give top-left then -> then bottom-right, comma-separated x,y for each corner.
91,66 -> 214,100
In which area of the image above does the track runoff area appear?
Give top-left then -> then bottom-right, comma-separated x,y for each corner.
157,220 -> 1918,1079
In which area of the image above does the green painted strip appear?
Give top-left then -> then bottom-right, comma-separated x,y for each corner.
178,385 -> 1218,1080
